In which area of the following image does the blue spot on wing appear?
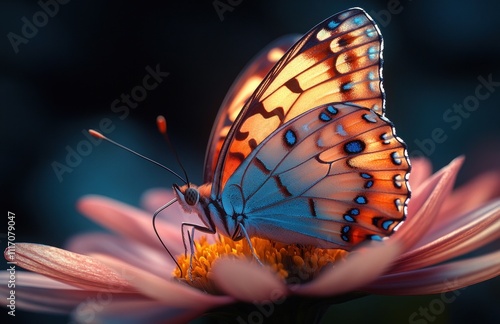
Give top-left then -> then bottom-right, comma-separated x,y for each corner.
344,140 -> 365,154
341,225 -> 350,242
368,46 -> 378,60
327,105 -> 338,114
320,105 -> 339,122
382,220 -> 394,231
365,28 -> 377,38
353,16 -> 364,26
362,112 -> 377,123
328,20 -> 339,29
319,112 -> 331,121
343,215 -> 355,222
284,129 -> 297,146
360,173 -> 372,179
348,208 -> 360,216
355,196 -> 367,204
341,82 -> 353,92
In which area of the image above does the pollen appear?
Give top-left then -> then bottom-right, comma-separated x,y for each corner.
173,235 -> 347,293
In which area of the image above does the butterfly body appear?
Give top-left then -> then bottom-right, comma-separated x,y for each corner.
174,8 -> 410,255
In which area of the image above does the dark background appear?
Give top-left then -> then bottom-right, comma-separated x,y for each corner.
1,0 -> 499,323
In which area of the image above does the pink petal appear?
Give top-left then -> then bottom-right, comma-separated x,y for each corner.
364,251 -> 500,295
4,243 -> 135,292
0,272 -> 195,323
0,271 -> 143,314
2,270 -> 82,290
408,157 -> 433,189
211,258 -> 288,303
95,254 -> 233,309
66,232 -> 177,278
141,188 -> 179,214
392,200 -> 500,272
77,195 -> 184,252
394,157 -> 464,252
294,240 -> 402,296
437,170 -> 500,226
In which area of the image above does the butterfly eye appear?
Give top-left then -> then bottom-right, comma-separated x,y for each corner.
184,188 -> 200,206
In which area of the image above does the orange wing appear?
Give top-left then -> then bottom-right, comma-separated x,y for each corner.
204,35 -> 300,183
213,8 -> 386,195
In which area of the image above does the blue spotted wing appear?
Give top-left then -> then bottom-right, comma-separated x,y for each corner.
220,103 -> 410,248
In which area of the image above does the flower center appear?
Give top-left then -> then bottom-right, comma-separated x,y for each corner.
173,235 -> 347,293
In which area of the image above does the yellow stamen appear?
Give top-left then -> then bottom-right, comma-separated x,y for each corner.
173,235 -> 347,293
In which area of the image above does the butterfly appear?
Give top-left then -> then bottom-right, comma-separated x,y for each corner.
171,7 -> 410,262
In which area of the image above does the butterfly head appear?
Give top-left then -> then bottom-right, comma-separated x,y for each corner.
184,187 -> 200,206
174,184 -> 198,212
173,183 -> 212,212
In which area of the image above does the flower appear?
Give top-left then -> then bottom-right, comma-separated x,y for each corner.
2,156 -> 499,323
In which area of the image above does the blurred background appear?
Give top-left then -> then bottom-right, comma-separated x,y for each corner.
1,0 -> 499,323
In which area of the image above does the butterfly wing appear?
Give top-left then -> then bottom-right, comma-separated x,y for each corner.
213,8 -> 386,195
204,35 -> 300,183
221,103 -> 410,248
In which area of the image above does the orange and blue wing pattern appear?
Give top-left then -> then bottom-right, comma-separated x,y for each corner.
213,8 -> 388,194
222,103 -> 410,247
204,35 -> 300,183
185,7 -> 410,250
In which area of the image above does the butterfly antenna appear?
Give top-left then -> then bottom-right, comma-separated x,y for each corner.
88,130 -> 188,185
156,115 -> 190,186
152,198 -> 183,277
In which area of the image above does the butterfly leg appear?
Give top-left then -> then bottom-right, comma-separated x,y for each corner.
187,229 -> 195,281
180,222 -> 216,281
238,223 -> 263,266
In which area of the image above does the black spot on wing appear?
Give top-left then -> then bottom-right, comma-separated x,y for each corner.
229,151 -> 245,162
235,130 -> 249,141
274,175 -> 292,197
308,198 -> 317,217
254,157 -> 271,174
337,36 -> 350,47
249,138 -> 257,150
284,78 -> 303,94
372,216 -> 382,227
248,102 -> 286,123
